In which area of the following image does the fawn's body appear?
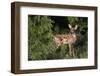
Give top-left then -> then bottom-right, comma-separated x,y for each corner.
53,24 -> 78,57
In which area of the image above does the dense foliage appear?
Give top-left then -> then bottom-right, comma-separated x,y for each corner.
28,15 -> 88,60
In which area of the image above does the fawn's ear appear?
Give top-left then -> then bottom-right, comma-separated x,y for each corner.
68,24 -> 72,29
75,25 -> 78,30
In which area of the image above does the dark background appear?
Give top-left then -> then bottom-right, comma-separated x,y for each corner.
28,15 -> 88,60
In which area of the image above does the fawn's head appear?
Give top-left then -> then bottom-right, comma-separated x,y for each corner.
68,24 -> 78,34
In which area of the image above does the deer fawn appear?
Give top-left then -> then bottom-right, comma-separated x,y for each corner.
53,24 -> 78,57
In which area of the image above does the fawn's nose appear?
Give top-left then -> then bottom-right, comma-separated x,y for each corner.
70,29 -> 75,34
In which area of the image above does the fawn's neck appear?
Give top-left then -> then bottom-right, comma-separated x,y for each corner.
69,33 -> 76,38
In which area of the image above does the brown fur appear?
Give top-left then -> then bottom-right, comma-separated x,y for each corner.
53,24 -> 78,57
